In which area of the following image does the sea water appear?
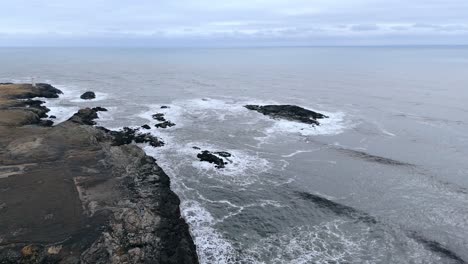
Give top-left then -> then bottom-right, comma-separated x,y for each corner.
1,46 -> 468,263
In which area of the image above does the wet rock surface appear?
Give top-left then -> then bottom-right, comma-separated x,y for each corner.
155,121 -> 176,129
245,104 -> 328,125
105,127 -> 165,148
80,91 -> 96,100
196,150 -> 232,169
0,84 -> 198,264
152,113 -> 176,129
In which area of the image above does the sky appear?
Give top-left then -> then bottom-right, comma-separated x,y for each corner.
1,0 -> 467,46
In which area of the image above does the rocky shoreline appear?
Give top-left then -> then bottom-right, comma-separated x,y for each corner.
0,84 -> 198,263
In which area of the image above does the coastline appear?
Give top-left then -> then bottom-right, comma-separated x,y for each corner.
0,83 -> 199,263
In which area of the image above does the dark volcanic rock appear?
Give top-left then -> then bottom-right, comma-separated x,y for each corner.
80,91 -> 96,100
160,105 -> 169,109
68,108 -> 99,125
49,115 -> 56,119
39,119 -> 54,127
152,113 -> 166,122
155,121 -> 176,129
110,127 -> 164,147
245,104 -> 328,125
141,124 -> 151,129
0,84 -> 199,264
197,150 -> 231,169
92,106 -> 107,112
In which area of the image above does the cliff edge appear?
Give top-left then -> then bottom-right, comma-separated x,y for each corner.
0,83 -> 199,264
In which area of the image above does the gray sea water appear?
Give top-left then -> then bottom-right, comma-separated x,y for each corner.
1,46 -> 468,263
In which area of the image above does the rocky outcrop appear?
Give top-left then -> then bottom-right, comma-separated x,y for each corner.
245,104 -> 328,125
196,150 -> 232,169
155,121 -> 175,129
103,127 -> 165,147
0,83 -> 198,264
152,113 -> 176,129
80,91 -> 96,100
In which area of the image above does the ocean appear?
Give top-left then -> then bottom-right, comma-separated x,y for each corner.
1,46 -> 468,263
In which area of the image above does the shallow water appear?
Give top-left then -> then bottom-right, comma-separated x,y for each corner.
1,46 -> 468,263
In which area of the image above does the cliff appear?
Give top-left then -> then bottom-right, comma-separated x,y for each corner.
0,84 -> 198,264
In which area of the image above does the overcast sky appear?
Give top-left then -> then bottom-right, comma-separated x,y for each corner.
1,0 -> 467,46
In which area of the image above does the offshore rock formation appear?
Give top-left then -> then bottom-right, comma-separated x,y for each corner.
80,91 -> 96,100
245,104 -> 328,125
196,150 -> 232,169
0,83 -> 198,264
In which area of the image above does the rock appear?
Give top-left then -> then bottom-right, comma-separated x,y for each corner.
49,115 -> 56,119
245,104 -> 328,125
141,124 -> 151,129
39,120 -> 54,127
197,150 -> 229,169
47,245 -> 62,255
109,127 -> 164,147
21,245 -> 38,256
160,105 -> 169,109
152,113 -> 166,122
192,146 -> 201,150
155,121 -> 176,129
0,84 -> 198,264
68,108 -> 99,125
35,83 -> 63,98
92,106 -> 107,112
80,91 -> 96,100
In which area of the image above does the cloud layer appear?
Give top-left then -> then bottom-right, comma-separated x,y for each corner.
1,0 -> 467,46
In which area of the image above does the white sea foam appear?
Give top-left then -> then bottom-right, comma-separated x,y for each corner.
180,200 -> 237,264
265,110 -> 348,136
46,106 -> 80,124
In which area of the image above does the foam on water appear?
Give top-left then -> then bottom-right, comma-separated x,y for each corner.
264,110 -> 348,136
180,200 -> 237,264
242,220 -> 447,264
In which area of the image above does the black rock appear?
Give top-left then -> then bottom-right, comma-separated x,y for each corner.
155,121 -> 176,129
152,113 -> 166,122
68,108 -> 99,125
160,105 -> 169,109
92,106 -> 107,112
197,150 -> 229,169
109,127 -> 164,147
192,146 -> 201,150
36,83 -> 63,98
141,124 -> 151,129
245,104 -> 328,125
49,115 -> 57,119
80,91 -> 96,100
39,120 -> 54,127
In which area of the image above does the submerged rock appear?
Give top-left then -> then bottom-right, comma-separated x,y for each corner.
155,121 -> 176,129
245,104 -> 328,125
160,105 -> 169,109
141,124 -> 151,129
152,113 -> 166,122
80,91 -> 96,100
197,150 -> 232,169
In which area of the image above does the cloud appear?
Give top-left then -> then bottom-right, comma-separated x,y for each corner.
0,0 -> 468,46
350,24 -> 380,31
